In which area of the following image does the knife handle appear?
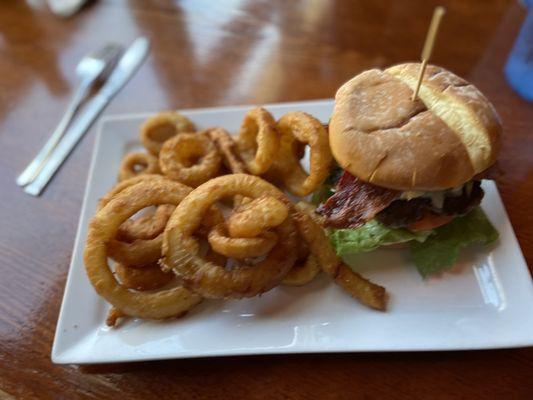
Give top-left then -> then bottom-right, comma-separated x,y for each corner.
24,95 -> 110,196
16,76 -> 95,187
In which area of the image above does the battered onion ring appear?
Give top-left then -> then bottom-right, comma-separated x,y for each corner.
106,303 -> 189,327
227,196 -> 289,238
98,174 -> 167,210
117,204 -> 175,242
282,254 -> 320,286
163,174 -> 298,299
274,112 -> 332,196
114,263 -> 174,291
236,108 -> 279,175
108,238 -> 164,267
108,205 -> 184,267
140,111 -> 196,155
99,176 -> 178,266
118,152 -> 160,181
208,223 -> 278,259
106,307 -> 125,327
294,202 -> 387,310
159,132 -> 221,187
208,127 -> 247,173
84,180 -> 202,319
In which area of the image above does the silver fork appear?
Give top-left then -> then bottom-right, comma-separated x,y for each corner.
16,43 -> 122,187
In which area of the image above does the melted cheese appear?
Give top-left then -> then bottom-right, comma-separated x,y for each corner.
399,183 -> 467,209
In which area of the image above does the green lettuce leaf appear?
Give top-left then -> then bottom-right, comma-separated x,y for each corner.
410,207 -> 499,278
329,220 -> 432,256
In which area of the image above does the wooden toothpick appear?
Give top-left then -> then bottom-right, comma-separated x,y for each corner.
411,6 -> 446,101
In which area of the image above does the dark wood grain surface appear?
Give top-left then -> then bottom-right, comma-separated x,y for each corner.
1,1 -> 532,399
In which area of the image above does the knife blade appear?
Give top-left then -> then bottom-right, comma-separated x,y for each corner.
24,37 -> 150,196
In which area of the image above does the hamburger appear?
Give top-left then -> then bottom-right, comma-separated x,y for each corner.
316,63 -> 500,277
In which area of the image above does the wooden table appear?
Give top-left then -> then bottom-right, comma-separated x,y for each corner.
1,0 -> 532,398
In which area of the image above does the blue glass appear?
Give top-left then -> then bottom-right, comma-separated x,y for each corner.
505,0 -> 533,101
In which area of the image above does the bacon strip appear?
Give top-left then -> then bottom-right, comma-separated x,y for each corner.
317,171 -> 399,228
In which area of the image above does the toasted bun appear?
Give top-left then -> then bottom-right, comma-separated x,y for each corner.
329,63 -> 502,190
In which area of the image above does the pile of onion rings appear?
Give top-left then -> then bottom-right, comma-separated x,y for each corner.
235,108 -> 333,196
84,108 -> 387,327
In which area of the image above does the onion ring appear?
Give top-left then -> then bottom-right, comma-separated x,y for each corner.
282,254 -> 320,286
105,304 -> 189,327
118,152 -> 160,181
207,223 -> 278,259
274,112 -> 333,196
116,204 -> 175,242
236,108 -> 280,175
163,174 -> 298,299
208,127 -> 247,173
98,176 -> 180,267
107,238 -> 163,267
106,182 -> 191,268
227,196 -> 289,238
294,202 -> 387,310
98,174 -> 167,210
106,307 -> 125,327
159,132 -> 221,187
84,180 -> 202,319
114,263 -> 174,291
140,111 -> 195,155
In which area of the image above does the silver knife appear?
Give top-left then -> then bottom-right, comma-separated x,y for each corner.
24,37 -> 150,196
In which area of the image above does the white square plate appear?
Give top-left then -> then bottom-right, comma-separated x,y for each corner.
52,100 -> 533,364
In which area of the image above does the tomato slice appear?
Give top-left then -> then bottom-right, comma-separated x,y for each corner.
408,214 -> 454,232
